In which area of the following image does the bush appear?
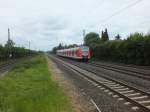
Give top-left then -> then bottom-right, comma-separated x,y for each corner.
0,46 -> 37,61
90,33 -> 150,65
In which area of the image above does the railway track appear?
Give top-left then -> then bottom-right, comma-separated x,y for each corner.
0,56 -> 32,74
88,62 -> 150,81
51,56 -> 150,112
93,61 -> 150,70
0,60 -> 18,74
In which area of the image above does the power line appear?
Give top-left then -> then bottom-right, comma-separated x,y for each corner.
100,0 -> 144,24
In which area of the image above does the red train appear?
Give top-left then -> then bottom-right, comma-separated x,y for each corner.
56,46 -> 90,61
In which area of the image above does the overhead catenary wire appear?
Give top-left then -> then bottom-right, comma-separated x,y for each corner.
100,0 -> 144,24
88,0 -> 144,31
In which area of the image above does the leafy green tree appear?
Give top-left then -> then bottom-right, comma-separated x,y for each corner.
84,32 -> 100,47
67,44 -> 78,48
4,39 -> 15,58
127,33 -> 143,41
5,39 -> 15,48
57,43 -> 64,49
101,28 -> 109,41
0,45 -> 3,60
115,34 -> 121,40
52,47 -> 58,54
101,31 -> 104,39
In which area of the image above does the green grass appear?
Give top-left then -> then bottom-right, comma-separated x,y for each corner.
0,55 -> 73,112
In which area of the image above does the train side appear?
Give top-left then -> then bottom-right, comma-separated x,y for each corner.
56,46 -> 90,61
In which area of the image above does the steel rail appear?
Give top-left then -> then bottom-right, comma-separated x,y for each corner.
88,62 -> 150,81
50,56 -> 150,112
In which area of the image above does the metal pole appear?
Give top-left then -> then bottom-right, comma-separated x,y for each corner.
8,28 -> 10,41
83,29 -> 86,45
29,41 -> 30,56
83,29 -> 86,38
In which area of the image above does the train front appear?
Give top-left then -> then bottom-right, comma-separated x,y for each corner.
80,46 -> 90,62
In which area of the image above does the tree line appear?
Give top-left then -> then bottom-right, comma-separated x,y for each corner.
0,39 -> 37,61
52,43 -> 79,54
84,29 -> 150,65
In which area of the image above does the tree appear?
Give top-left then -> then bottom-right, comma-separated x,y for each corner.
67,44 -> 78,48
101,28 -> 109,41
57,43 -> 64,50
101,31 -> 104,39
5,39 -> 15,48
127,33 -> 143,41
84,32 -> 100,47
4,39 -> 15,58
115,34 -> 121,40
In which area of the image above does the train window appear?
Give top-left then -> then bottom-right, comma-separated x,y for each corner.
81,46 -> 89,52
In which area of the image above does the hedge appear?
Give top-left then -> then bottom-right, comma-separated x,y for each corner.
90,33 -> 150,65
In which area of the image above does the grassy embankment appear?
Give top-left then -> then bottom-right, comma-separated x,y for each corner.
0,55 -> 73,112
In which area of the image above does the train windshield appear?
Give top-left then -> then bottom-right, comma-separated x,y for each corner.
81,46 -> 89,51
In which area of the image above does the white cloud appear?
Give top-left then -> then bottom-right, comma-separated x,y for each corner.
0,0 -> 150,51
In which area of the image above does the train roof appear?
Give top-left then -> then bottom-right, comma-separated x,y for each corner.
57,46 -> 89,52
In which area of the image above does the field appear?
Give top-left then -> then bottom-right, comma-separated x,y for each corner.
0,55 -> 73,112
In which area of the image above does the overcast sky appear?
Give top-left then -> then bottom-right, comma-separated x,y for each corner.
0,0 -> 150,51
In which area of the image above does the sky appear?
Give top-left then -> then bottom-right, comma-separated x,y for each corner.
0,0 -> 150,51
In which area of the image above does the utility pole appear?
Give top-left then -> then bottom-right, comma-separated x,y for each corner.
83,29 -> 86,38
83,29 -> 86,45
8,28 -> 10,41
8,28 -> 12,58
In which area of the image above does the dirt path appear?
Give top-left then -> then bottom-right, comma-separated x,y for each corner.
46,56 -> 95,112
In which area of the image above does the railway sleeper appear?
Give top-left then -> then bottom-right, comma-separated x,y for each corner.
111,86 -> 124,89
125,93 -> 141,97
120,90 -> 134,94
139,100 -> 150,104
108,84 -> 120,87
115,88 -> 129,91
131,95 -> 148,100
146,106 -> 150,109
